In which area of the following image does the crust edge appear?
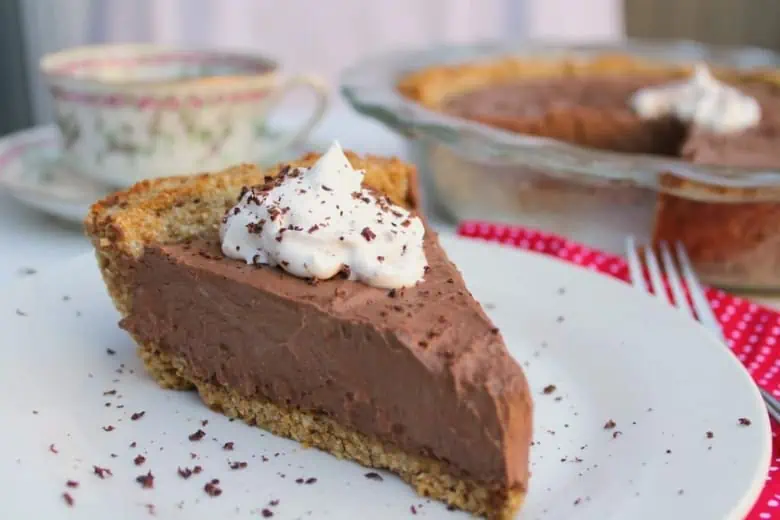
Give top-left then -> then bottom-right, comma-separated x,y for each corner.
398,54 -> 780,110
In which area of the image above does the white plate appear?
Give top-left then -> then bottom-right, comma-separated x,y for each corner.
0,126 -> 330,225
0,236 -> 770,519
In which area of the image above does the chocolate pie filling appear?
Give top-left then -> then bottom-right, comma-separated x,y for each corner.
120,229 -> 532,488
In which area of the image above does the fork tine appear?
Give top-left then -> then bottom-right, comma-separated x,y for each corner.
644,244 -> 671,304
675,242 -> 725,341
660,242 -> 696,318
625,236 -> 648,291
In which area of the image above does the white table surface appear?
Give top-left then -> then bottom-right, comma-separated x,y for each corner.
1,107 -> 778,311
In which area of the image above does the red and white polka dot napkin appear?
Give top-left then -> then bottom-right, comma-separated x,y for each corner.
458,221 -> 780,520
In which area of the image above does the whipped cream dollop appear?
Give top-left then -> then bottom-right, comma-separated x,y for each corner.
629,63 -> 761,134
220,142 -> 428,289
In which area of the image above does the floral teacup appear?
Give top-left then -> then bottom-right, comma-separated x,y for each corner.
41,44 -> 328,187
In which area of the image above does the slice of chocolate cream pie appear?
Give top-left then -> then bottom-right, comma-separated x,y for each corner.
86,144 -> 532,519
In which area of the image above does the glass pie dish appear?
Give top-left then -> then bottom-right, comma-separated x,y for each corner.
341,40 -> 780,292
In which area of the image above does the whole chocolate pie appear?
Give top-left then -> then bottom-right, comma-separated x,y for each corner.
399,56 -> 780,288
86,149 -> 532,519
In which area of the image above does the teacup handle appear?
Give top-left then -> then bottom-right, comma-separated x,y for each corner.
257,74 -> 329,162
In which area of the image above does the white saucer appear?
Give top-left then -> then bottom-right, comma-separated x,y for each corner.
0,236 -> 770,519
0,126 -> 329,225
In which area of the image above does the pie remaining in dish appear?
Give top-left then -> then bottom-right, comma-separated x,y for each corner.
398,55 -> 780,289
85,150 -> 532,519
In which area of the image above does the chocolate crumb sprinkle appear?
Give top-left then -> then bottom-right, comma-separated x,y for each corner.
223,441 -> 234,451
361,227 -> 376,241
189,429 -> 206,441
305,477 -> 317,484
102,425 -> 115,432
603,420 -> 617,430
410,505 -> 417,515
136,471 -> 154,489
364,472 -> 383,481
261,509 -> 274,518
738,417 -> 752,426
204,481 -> 222,497
62,492 -> 74,507
542,384 -> 557,395
49,443 -> 58,454
134,455 -> 146,466
106,348 -> 116,355
229,461 -> 248,470
93,466 -> 113,479
706,431 -> 714,439
131,411 -> 145,421
178,467 -> 193,479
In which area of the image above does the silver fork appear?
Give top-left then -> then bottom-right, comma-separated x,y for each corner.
626,237 -> 780,423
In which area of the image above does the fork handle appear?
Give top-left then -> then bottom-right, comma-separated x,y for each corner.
759,387 -> 780,423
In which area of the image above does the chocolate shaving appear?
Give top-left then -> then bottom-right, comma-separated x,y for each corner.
603,420 -> 617,430
223,441 -> 234,451
738,417 -> 752,426
134,455 -> 146,466
49,443 -> 58,454
178,467 -> 193,479
261,509 -> 274,518
364,472 -> 383,481
542,385 -> 557,395
93,466 -> 112,479
102,425 -> 115,432
62,492 -> 74,506
204,481 -> 222,497
229,461 -> 248,470
136,471 -> 154,489
131,411 -> 145,421
360,227 -> 376,242
189,429 -> 206,441
66,480 -> 79,488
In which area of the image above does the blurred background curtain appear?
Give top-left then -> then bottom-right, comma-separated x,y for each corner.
1,0 -> 624,133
